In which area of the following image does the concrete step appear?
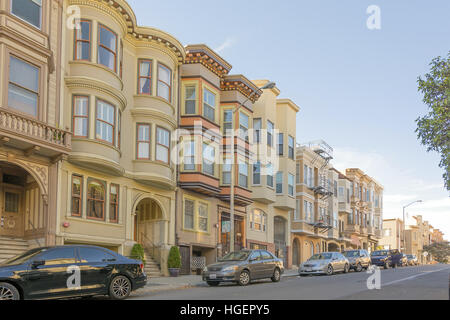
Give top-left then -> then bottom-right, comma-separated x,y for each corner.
0,243 -> 30,251
0,247 -> 29,254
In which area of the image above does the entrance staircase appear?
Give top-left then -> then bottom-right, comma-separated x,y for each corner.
0,237 -> 30,264
143,249 -> 163,277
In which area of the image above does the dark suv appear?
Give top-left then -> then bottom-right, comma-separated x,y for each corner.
0,245 -> 147,300
342,249 -> 371,272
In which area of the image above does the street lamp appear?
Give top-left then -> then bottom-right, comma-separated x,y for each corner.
228,81 -> 276,253
402,200 -> 423,251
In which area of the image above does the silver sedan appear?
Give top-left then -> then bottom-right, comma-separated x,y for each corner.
299,252 -> 350,276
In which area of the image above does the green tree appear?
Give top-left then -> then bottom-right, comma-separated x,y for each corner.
423,242 -> 450,264
416,52 -> 450,191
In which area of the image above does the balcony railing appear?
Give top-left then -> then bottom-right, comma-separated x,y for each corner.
0,109 -> 71,154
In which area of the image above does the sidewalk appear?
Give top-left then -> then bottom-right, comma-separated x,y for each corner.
137,268 -> 299,294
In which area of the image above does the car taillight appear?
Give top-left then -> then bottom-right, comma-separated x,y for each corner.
140,263 -> 144,272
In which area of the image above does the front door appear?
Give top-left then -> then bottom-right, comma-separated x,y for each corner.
179,246 -> 191,275
0,189 -> 23,238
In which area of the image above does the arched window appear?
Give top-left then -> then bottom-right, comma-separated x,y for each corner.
87,180 -> 105,220
250,209 -> 267,232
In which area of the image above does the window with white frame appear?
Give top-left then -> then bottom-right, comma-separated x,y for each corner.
96,100 -> 115,145
253,161 -> 261,185
73,96 -> 89,138
202,143 -> 215,176
253,118 -> 261,143
276,172 -> 283,194
239,112 -> 249,141
288,136 -> 295,159
198,202 -> 208,232
183,140 -> 195,170
296,164 -> 300,184
267,163 -> 274,187
223,110 -> 233,134
239,162 -> 248,188
250,209 -> 266,232
288,173 -> 295,196
294,200 -> 301,220
278,133 -> 284,156
267,120 -> 274,147
184,199 -> 195,230
11,0 -> 42,29
136,124 -> 150,160
203,88 -> 215,122
156,127 -> 170,163
222,159 -> 231,185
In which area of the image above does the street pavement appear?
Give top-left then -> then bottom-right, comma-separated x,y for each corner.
128,264 -> 450,300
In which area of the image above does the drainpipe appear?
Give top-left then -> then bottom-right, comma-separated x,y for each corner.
174,63 -> 181,247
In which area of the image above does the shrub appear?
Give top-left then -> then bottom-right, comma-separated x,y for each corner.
167,246 -> 181,269
131,244 -> 146,265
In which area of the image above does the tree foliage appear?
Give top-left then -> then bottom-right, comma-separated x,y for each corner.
416,52 -> 450,191
423,242 -> 450,264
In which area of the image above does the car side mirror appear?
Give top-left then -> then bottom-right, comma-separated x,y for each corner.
31,260 -> 45,269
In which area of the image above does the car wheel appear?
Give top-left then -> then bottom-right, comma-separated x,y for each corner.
0,282 -> 20,301
326,265 -> 334,276
109,275 -> 132,300
238,270 -> 251,286
356,263 -> 363,272
207,281 -> 220,287
344,264 -> 349,274
271,268 -> 281,282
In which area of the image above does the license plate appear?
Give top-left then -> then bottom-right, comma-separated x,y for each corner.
209,274 -> 217,279
306,268 -> 312,272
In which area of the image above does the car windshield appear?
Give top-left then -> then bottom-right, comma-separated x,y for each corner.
0,248 -> 47,266
407,255 -> 413,259
309,253 -> 332,261
343,251 -> 359,257
371,250 -> 389,256
220,251 -> 251,261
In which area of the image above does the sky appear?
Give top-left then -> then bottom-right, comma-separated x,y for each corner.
128,0 -> 450,238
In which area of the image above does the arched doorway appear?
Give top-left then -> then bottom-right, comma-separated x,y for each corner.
274,216 -> 287,267
328,242 -> 340,252
292,238 -> 300,266
134,198 -> 166,264
0,162 -> 45,240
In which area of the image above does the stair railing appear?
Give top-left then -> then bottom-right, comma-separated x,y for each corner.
140,232 -> 162,265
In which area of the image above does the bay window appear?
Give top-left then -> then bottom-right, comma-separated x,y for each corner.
253,118 -> 261,143
202,143 -> 215,176
253,161 -> 261,185
156,127 -> 170,163
98,25 -> 117,72
278,133 -> 284,155
74,20 -> 91,61
136,124 -> 150,160
183,140 -> 195,171
288,173 -> 295,196
267,163 -> 274,187
288,136 -> 295,159
138,59 -> 152,95
185,85 -> 196,114
73,96 -> 89,138
157,64 -> 172,102
203,88 -> 216,122
267,120 -> 274,147
11,0 -> 42,29
251,209 -> 266,232
239,112 -> 249,141
276,172 -> 283,194
8,56 -> 39,117
96,100 -> 115,145
239,162 -> 248,188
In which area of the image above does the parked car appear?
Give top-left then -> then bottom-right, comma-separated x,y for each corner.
406,254 -> 419,266
342,249 -> 371,272
370,250 -> 392,269
0,245 -> 147,300
399,253 -> 409,267
202,249 -> 284,286
299,252 -> 349,276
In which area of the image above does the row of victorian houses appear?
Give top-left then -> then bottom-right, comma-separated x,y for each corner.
0,0 -> 384,276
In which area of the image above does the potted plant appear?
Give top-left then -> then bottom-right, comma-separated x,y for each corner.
131,244 -> 146,266
167,246 -> 181,277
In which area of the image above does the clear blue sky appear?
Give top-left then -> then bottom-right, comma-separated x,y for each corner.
129,0 -> 450,238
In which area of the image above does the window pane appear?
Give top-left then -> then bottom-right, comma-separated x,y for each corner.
156,145 -> 168,163
12,0 -> 41,28
5,192 -> 19,213
138,125 -> 150,141
74,97 -> 88,116
76,42 -> 90,60
276,172 -> 283,193
204,105 -> 215,122
158,82 -> 170,100
10,56 -> 39,92
184,200 -> 194,229
99,26 -> 116,51
98,47 -> 115,70
74,118 -> 88,137
158,65 -> 171,84
140,61 -> 151,77
185,86 -> 196,114
8,83 -> 38,116
157,128 -> 170,147
139,78 -> 151,94
76,21 -> 90,40
198,203 -> 208,232
253,162 -> 261,185
138,142 -> 150,159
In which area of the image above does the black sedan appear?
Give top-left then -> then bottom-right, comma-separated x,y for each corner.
0,245 -> 146,300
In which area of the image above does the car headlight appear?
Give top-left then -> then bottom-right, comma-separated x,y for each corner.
222,266 -> 239,272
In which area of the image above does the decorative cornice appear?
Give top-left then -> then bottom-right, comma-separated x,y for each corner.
185,45 -> 232,77
64,76 -> 127,111
221,75 -> 262,103
68,0 -> 185,63
130,108 -> 177,128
